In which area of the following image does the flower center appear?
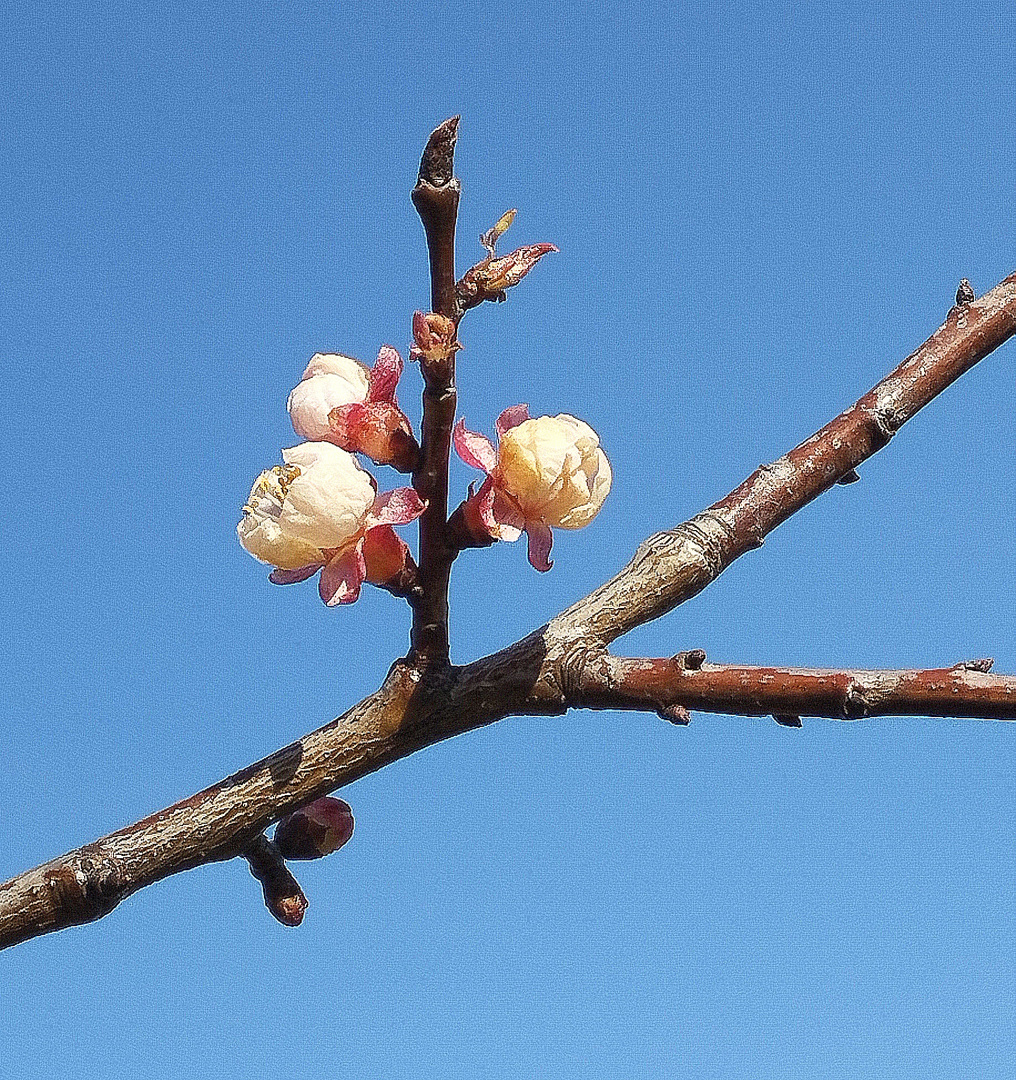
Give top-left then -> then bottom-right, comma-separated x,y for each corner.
242,463 -> 301,524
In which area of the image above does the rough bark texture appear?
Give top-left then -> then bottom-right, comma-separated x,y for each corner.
2,122 -> 1014,954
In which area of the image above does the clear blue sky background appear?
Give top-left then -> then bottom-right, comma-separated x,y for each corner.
2,2 -> 1014,1077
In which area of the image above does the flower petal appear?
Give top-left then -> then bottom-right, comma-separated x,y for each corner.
496,403 -> 530,440
362,524 -> 411,584
367,345 -> 404,404
319,545 -> 367,606
368,486 -> 427,528
453,419 -> 497,473
525,521 -> 554,572
269,563 -> 323,585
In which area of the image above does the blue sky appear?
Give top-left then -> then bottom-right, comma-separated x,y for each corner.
2,2 -> 1014,1077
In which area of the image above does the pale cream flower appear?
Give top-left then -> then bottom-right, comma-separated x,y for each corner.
238,442 -> 425,605
453,405 -> 611,571
287,353 -> 370,441
497,414 -> 611,529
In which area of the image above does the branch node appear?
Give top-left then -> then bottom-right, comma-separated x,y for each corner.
954,657 -> 994,673
836,468 -> 861,485
955,279 -> 976,306
672,649 -> 706,670
658,704 -> 692,726
773,713 -> 803,728
843,680 -> 873,719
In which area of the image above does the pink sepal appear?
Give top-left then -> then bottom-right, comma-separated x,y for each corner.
496,404 -> 530,439
368,486 -> 427,528
319,544 -> 367,606
269,564 -> 323,585
525,522 -> 554,572
362,524 -> 411,584
453,418 -> 497,474
368,345 -> 403,404
473,477 -> 524,542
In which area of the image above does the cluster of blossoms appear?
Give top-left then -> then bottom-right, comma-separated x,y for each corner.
238,346 -> 425,605
237,320 -> 612,605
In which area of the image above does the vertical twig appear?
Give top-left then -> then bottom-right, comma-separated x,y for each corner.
410,117 -> 462,665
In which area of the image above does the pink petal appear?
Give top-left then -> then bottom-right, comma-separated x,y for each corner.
496,404 -> 530,439
525,522 -> 554,572
491,488 -> 525,540
319,544 -> 367,606
367,345 -> 404,404
453,418 -> 497,473
269,563 -> 323,585
368,486 -> 427,528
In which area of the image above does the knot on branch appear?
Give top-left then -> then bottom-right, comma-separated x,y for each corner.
43,848 -> 123,927
653,512 -> 737,577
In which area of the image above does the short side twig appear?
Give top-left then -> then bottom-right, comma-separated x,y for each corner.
244,835 -> 308,927
568,656 -> 1016,722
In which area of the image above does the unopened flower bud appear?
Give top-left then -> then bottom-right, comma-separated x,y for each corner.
411,310 -> 459,365
288,353 -> 370,442
274,798 -> 355,860
324,346 -> 420,471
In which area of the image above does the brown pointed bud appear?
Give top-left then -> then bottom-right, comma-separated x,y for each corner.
411,310 -> 459,364
274,797 -> 355,860
457,243 -> 558,309
480,208 -> 517,254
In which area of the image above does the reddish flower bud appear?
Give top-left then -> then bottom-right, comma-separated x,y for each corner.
457,244 -> 558,308
326,346 -> 420,471
274,797 -> 355,860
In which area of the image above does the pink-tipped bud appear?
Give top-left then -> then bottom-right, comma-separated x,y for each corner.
328,401 -> 419,472
411,310 -> 459,364
457,244 -> 558,307
274,797 -> 355,860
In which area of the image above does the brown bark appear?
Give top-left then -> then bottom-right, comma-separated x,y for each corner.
410,117 -> 462,665
569,656 -> 1016,722
1,124 -> 1014,953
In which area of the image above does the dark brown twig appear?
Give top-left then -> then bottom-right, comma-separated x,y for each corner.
410,117 -> 462,665
243,835 -> 308,927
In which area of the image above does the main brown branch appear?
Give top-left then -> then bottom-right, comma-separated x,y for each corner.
2,137 -> 1014,952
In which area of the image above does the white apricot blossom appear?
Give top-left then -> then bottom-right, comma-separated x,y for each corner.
453,405 -> 611,571
287,347 -> 418,471
287,354 -> 370,441
238,442 -> 425,605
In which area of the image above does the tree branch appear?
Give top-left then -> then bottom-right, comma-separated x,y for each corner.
568,655 -> 1016,722
410,116 -> 462,665
3,271 -> 1014,952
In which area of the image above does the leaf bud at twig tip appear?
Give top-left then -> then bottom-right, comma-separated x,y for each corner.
955,279 -> 975,305
417,116 -> 460,187
954,657 -> 994,673
773,714 -> 803,728
275,798 -> 354,860
836,468 -> 861,485
658,704 -> 692,726
672,649 -> 706,670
